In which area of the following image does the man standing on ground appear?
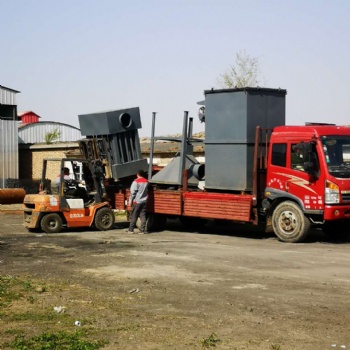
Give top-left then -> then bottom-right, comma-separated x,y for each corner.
126,170 -> 149,234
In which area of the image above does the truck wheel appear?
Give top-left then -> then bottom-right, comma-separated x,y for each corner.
94,207 -> 115,231
41,213 -> 63,234
323,221 -> 350,241
146,213 -> 166,232
272,201 -> 310,243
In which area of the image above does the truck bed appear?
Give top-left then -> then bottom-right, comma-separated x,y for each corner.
115,189 -> 254,223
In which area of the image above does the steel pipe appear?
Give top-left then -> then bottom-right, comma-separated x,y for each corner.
0,188 -> 26,204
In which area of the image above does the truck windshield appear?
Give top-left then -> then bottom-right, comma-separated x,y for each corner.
321,136 -> 350,178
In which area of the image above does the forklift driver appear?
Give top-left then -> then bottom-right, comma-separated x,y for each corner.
55,167 -> 89,202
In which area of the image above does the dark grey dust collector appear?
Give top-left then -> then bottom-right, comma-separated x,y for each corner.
204,88 -> 286,191
78,107 -> 148,179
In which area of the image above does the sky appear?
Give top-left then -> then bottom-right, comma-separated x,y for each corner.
1,0 -> 350,137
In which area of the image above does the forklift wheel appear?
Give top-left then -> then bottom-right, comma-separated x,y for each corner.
94,207 -> 115,231
41,213 -> 63,234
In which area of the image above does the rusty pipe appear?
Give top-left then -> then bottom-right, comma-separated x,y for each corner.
0,188 -> 26,204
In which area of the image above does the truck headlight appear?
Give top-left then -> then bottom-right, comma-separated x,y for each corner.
325,180 -> 340,204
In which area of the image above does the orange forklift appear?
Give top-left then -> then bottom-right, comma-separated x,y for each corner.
23,158 -> 115,233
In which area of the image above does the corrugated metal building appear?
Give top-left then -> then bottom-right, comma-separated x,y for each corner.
17,113 -> 84,184
18,121 -> 82,144
0,85 -> 20,188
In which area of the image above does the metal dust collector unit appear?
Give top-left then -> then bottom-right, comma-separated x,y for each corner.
78,107 -> 148,179
204,87 -> 286,191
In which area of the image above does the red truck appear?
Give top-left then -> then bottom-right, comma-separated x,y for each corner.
117,123 -> 350,243
79,87 -> 350,242
264,124 -> 350,242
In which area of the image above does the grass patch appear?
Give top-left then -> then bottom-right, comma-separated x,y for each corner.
0,276 -> 108,350
4,330 -> 107,350
116,323 -> 141,332
201,333 -> 221,347
6,310 -> 67,322
4,329 -> 25,335
271,345 -> 282,350
0,275 -> 36,307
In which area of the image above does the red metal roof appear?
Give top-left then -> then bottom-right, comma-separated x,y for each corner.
18,111 -> 41,125
18,111 -> 41,118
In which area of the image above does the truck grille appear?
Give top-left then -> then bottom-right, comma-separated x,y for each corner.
341,192 -> 350,202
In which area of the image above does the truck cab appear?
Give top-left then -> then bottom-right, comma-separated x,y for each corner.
265,124 -> 350,242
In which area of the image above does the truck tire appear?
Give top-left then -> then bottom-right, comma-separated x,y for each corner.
272,201 -> 310,243
41,213 -> 63,234
94,207 -> 115,231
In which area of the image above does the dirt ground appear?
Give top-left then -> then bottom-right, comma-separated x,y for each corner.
1,208 -> 350,350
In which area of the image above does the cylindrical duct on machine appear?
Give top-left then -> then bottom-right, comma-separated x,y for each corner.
0,188 -> 26,204
192,163 -> 205,180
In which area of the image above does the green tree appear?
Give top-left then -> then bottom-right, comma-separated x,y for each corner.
218,50 -> 261,88
44,127 -> 61,144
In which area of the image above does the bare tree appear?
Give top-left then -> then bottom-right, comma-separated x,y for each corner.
218,51 -> 260,88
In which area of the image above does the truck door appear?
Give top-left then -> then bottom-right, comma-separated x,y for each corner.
286,142 -> 324,211
267,141 -> 324,212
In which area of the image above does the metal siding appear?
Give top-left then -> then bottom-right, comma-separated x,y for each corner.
22,114 -> 40,124
0,120 -> 18,187
0,87 -> 17,105
18,122 -> 82,144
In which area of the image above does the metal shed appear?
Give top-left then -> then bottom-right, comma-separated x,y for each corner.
0,85 -> 20,187
18,121 -> 83,144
